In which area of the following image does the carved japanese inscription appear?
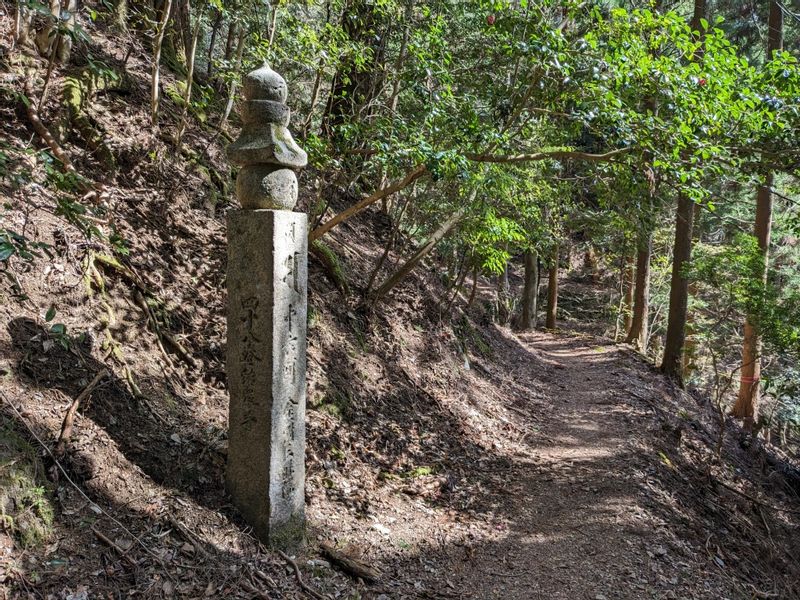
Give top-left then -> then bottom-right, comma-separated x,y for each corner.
226,209 -> 307,550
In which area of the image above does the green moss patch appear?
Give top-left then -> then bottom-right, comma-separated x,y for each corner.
0,416 -> 54,548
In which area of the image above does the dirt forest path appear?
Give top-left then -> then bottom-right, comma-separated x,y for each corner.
373,330 -> 747,600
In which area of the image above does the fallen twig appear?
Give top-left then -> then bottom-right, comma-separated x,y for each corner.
276,550 -> 327,600
240,579 -> 271,599
167,515 -> 210,559
714,479 -> 800,516
319,541 -> 381,582
92,527 -> 138,569
54,369 -> 108,459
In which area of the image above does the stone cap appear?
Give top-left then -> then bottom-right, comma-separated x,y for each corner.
227,125 -> 307,168
243,63 -> 288,103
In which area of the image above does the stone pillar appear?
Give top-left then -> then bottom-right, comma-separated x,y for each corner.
225,64 -> 308,549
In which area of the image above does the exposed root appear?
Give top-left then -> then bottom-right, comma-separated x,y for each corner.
53,369 -> 109,460
310,240 -> 349,293
22,78 -> 78,176
86,252 -> 196,369
63,74 -> 115,169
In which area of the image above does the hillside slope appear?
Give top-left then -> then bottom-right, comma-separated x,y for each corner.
1,19 -> 799,600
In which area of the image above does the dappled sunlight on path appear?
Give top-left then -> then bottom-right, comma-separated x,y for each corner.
419,331 -> 739,600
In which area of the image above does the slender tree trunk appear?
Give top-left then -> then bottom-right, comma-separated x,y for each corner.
113,0 -> 128,31
175,0 -> 192,65
660,193 -> 696,384
267,2 -> 279,50
321,0 -> 389,147
224,21 -> 236,61
496,260 -> 512,325
731,2 -> 782,432
151,0 -> 173,125
175,5 -> 202,149
660,0 -> 707,381
365,195 -> 411,294
388,1 -> 413,113
220,27 -> 246,126
206,8 -> 222,78
584,246 -> 599,283
14,0 -> 29,48
444,255 -> 471,315
732,176 -> 775,430
625,234 -> 651,350
302,57 -> 326,136
371,207 -> 466,303
623,255 -> 635,334
466,263 -> 479,311
682,203 -> 702,377
310,164 -> 427,242
546,245 -> 559,329
520,250 -> 539,330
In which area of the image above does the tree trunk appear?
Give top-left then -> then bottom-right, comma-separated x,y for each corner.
309,164 -> 427,242
35,0 -> 76,63
623,255 -> 635,334
660,193 -> 696,384
546,245 -> 559,329
175,0 -> 192,65
667,0 -> 708,378
625,234 -> 651,350
205,8 -> 222,78
112,0 -> 128,31
321,0 -> 389,147
220,26 -> 246,125
174,5 -> 202,149
732,176 -> 775,430
151,0 -> 173,125
520,250 -> 539,330
731,0 -> 782,431
371,208 -> 466,303
224,21 -> 236,61
496,261 -> 511,325
682,203 -> 703,378
584,246 -> 599,283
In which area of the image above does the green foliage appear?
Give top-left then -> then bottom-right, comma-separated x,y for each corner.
0,230 -> 51,263
764,368 -> 800,428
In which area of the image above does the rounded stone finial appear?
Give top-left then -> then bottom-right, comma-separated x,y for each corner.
228,63 -> 305,210
243,63 -> 288,103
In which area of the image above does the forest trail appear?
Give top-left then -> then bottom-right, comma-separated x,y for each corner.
358,330 -> 753,600
448,332 -> 684,600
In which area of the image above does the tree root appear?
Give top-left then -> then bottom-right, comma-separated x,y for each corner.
63,74 -> 115,169
319,541 -> 381,582
87,252 -> 196,369
22,79 -> 78,176
54,369 -> 109,459
310,240 -> 349,293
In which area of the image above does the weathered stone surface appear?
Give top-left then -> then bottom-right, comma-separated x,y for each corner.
242,63 -> 288,103
226,124 -> 307,169
241,99 -> 290,126
226,63 -> 307,213
236,165 -> 298,210
226,209 -> 307,549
